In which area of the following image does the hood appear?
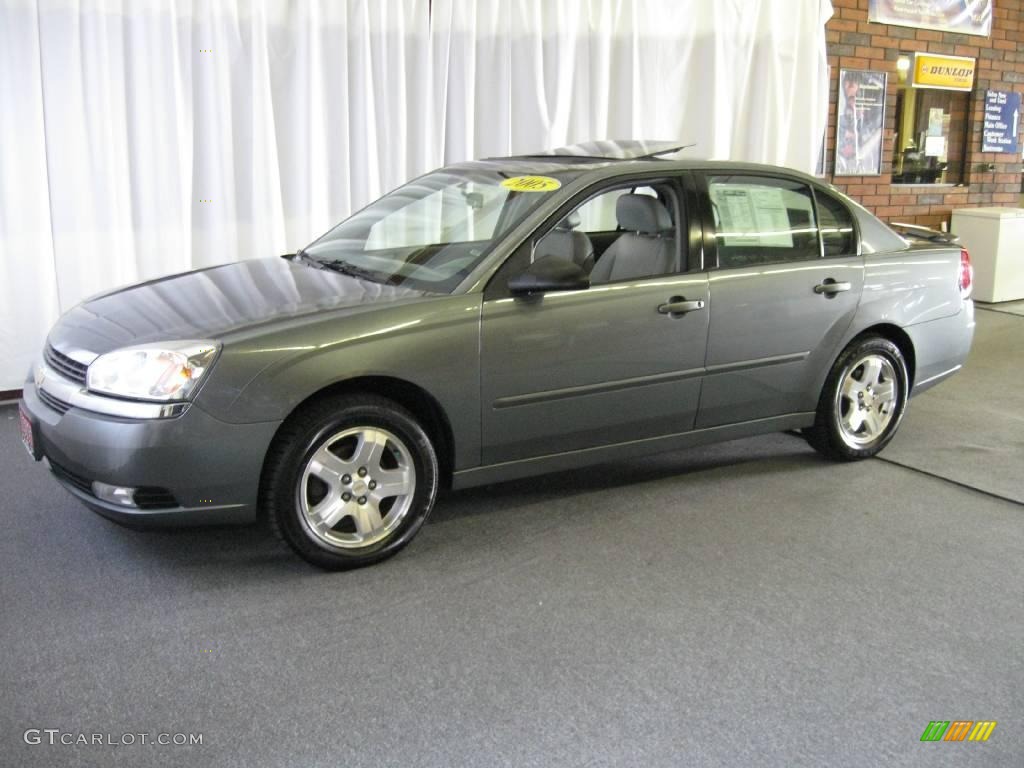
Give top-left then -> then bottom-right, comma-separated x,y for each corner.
47,257 -> 433,358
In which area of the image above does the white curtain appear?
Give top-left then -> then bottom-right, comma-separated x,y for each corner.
0,0 -> 832,391
431,0 -> 833,167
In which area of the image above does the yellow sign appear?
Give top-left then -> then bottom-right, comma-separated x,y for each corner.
912,53 -> 976,91
501,176 -> 561,192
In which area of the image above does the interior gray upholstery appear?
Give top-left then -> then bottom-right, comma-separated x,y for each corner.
615,194 -> 672,234
534,214 -> 594,272
590,194 -> 677,283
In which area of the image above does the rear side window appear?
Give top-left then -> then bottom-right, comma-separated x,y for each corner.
816,191 -> 857,257
708,175 -> 819,268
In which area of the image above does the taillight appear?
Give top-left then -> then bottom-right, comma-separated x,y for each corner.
959,248 -> 973,298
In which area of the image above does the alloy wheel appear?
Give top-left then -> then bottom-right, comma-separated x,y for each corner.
835,354 -> 898,448
296,427 -> 417,549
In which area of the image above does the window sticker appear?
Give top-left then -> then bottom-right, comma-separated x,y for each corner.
710,185 -> 803,248
501,176 -> 562,192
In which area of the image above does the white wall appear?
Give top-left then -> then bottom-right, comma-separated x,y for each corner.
0,0 -> 832,390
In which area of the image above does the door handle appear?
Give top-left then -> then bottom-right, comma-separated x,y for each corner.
814,279 -> 852,296
657,297 -> 706,316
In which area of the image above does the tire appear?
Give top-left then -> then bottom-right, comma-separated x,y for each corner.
261,394 -> 439,570
805,336 -> 909,462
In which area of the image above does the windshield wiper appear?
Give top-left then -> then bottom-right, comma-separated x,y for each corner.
291,250 -> 383,283
317,259 -> 385,283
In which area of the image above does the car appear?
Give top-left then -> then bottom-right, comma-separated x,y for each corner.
19,140 -> 976,569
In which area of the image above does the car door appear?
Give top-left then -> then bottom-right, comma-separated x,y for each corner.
479,176 -> 710,465
695,172 -> 865,428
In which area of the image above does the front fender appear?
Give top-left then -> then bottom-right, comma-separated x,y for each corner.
199,295 -> 483,470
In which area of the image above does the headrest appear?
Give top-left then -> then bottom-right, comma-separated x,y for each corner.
616,194 -> 671,235
556,211 -> 581,230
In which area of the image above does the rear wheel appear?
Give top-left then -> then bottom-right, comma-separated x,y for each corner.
262,395 -> 439,569
806,336 -> 909,461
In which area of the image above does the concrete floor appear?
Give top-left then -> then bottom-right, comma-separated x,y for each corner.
1,309 -> 1021,768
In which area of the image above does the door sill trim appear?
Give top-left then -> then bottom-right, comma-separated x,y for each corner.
454,412 -> 815,490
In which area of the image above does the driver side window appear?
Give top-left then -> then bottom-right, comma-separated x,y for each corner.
573,185 -> 659,233
486,180 -> 683,299
564,182 -> 681,285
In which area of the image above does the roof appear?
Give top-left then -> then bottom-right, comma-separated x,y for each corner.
454,141 -> 825,188
498,139 -> 692,162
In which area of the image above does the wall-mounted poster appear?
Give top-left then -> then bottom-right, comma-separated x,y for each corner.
835,69 -> 887,176
868,0 -> 992,37
982,90 -> 1021,153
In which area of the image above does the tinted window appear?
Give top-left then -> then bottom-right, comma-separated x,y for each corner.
816,191 -> 856,257
708,175 -> 819,268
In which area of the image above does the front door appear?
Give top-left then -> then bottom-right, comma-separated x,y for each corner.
479,178 -> 709,465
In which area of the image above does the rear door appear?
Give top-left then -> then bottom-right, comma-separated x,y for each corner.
695,173 -> 865,427
478,174 -> 710,465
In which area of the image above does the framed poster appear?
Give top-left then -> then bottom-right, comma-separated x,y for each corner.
835,69 -> 888,176
868,0 -> 992,37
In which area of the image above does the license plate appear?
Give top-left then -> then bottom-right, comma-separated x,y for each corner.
19,406 -> 41,461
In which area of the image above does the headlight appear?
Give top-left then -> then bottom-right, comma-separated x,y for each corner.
87,341 -> 220,401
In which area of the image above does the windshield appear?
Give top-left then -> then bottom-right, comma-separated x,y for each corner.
300,168 -> 575,292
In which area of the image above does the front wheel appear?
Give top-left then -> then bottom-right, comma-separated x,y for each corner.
805,336 -> 909,461
262,395 -> 439,570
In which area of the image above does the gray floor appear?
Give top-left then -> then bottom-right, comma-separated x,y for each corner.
1,311 -> 1021,768
976,299 -> 1024,318
884,308 -> 1024,503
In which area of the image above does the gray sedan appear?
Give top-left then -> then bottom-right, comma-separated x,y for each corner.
19,140 -> 976,569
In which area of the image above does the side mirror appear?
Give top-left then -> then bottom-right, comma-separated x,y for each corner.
508,255 -> 590,295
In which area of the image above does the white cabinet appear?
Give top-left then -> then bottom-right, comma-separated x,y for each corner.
951,207 -> 1024,303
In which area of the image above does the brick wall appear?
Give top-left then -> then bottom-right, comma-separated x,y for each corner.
825,0 -> 1024,229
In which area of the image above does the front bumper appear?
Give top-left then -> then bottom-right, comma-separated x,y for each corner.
20,377 -> 281,526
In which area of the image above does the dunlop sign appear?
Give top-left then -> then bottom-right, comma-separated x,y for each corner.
912,53 -> 976,91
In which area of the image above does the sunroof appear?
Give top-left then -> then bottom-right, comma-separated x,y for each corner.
525,139 -> 691,160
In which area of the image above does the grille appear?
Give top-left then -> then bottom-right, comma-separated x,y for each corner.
49,461 -> 94,496
132,488 -> 180,510
37,387 -> 71,415
44,344 -> 89,385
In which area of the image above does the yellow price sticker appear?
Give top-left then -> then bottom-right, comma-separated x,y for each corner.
501,176 -> 562,193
